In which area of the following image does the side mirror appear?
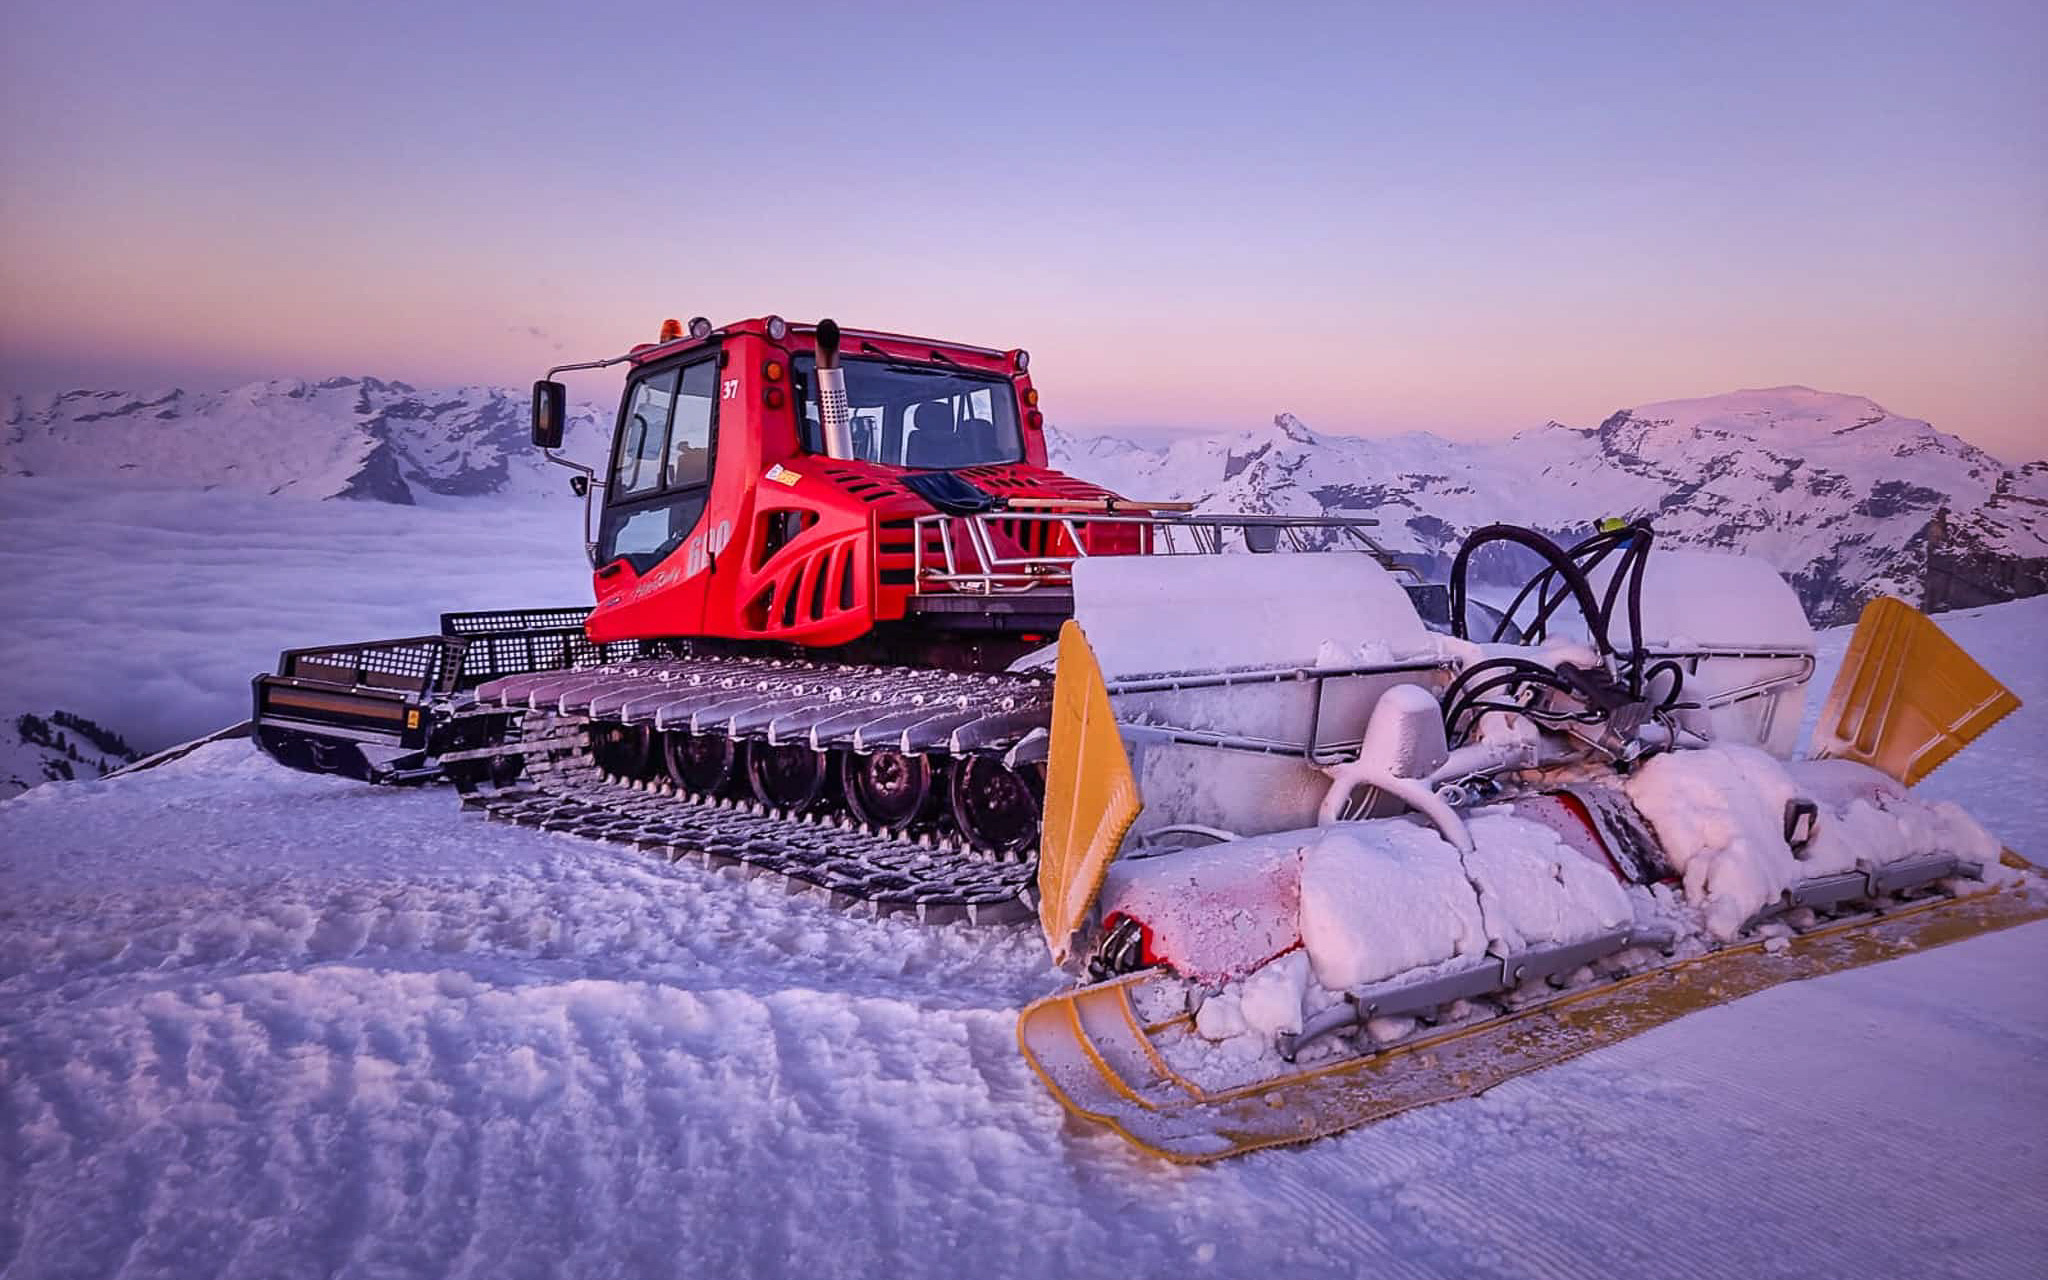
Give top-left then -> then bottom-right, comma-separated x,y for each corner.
531,380 -> 567,449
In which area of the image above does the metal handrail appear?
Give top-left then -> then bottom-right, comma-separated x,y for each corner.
911,509 -> 1401,595
1643,648 -> 1817,748
1107,656 -> 1452,766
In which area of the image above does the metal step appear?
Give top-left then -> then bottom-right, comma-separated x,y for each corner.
477,656 -> 1050,755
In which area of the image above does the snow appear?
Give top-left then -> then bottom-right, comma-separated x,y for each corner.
0,709 -> 138,799
1071,551 -> 1430,678
1194,949 -> 1311,1041
1095,834 -> 1304,984
0,470 -> 2044,1277
1602,547 -> 1816,652
1622,745 -> 2004,940
1351,680 -> 1450,781
1623,744 -> 1807,938
1786,759 -> 2005,882
2,740 -> 2044,1278
1299,823 -> 1489,989
1461,813 -> 1633,953
1114,809 -> 1636,1047
1169,809 -> 1638,1048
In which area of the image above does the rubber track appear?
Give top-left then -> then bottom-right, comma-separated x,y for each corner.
457,678 -> 1046,924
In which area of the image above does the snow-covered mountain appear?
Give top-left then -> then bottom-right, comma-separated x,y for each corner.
1,710 -> 138,799
2,378 -> 609,505
1050,387 -> 2048,624
7,379 -> 2041,624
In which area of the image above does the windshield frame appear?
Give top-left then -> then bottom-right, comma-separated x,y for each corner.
793,354 -> 1025,471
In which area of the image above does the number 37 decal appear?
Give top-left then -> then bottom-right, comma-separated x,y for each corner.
721,379 -> 740,400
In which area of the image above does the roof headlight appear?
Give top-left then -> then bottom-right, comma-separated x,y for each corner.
764,315 -> 789,342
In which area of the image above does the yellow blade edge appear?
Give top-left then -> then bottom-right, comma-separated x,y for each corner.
1036,620 -> 1143,964
1017,886 -> 2048,1163
1811,596 -> 2022,787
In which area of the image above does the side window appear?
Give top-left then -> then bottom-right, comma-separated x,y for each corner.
596,355 -> 722,573
611,370 -> 678,499
666,361 -> 716,489
605,506 -> 679,563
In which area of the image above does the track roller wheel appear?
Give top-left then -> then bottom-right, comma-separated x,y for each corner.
664,731 -> 737,794
949,756 -> 1042,857
590,722 -> 656,779
449,752 -> 525,795
745,741 -> 833,812
842,748 -> 935,831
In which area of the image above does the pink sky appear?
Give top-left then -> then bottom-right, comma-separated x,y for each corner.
3,2 -> 2042,459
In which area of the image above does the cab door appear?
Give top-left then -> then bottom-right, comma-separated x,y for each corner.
589,355 -> 721,639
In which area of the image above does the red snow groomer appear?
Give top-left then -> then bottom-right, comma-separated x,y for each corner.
253,315 -> 2041,1162
252,315 -> 1393,909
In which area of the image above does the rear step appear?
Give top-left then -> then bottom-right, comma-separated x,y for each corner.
251,607 -> 639,782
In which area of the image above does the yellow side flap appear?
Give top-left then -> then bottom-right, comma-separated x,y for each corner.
1037,621 -> 1143,963
1812,596 -> 2020,786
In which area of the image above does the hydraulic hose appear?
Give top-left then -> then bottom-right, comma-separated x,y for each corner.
1442,518 -> 1670,746
1449,524 -> 1609,649
1514,527 -> 1630,643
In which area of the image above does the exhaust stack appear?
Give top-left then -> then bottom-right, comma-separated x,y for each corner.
815,318 -> 853,460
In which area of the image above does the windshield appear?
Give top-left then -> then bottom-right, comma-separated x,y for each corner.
796,355 -> 1024,470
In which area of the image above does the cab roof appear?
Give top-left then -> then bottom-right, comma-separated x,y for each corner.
627,316 -> 1024,373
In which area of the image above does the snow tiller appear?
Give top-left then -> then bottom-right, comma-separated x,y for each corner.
1019,535 -> 2042,1161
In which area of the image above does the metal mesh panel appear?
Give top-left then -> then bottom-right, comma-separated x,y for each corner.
451,627 -> 647,687
280,636 -> 464,694
273,608 -> 646,699
439,607 -> 594,636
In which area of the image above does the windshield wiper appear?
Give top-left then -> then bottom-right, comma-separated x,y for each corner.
858,341 -> 953,375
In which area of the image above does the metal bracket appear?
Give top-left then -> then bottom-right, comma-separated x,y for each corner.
1783,798 -> 1819,858
1275,924 -> 1671,1062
